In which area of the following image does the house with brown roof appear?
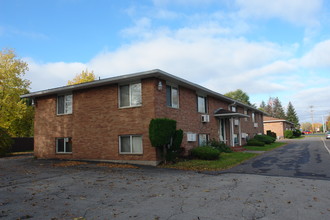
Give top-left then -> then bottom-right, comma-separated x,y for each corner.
21,69 -> 265,165
263,116 -> 295,139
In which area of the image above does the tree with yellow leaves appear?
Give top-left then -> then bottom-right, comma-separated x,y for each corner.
0,49 -> 34,137
67,69 -> 96,85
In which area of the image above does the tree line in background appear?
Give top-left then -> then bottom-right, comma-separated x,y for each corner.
225,90 -> 300,128
259,97 -> 299,128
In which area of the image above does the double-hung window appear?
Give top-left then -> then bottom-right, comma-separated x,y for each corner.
166,85 -> 179,108
56,137 -> 72,153
119,83 -> 142,107
57,94 -> 72,115
119,135 -> 143,154
198,134 -> 209,146
252,112 -> 255,122
197,95 -> 207,113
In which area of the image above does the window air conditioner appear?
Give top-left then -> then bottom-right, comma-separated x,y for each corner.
187,133 -> 197,142
201,114 -> 210,123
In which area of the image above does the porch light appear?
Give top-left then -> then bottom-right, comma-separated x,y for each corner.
31,98 -> 36,106
157,81 -> 163,91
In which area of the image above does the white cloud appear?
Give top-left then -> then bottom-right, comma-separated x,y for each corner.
236,0 -> 322,27
293,86 -> 330,122
24,32 -> 330,124
300,39 -> 330,68
24,58 -> 86,91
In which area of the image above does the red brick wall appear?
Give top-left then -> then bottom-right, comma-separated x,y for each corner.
264,121 -> 293,139
238,107 -> 264,144
34,78 -> 160,164
34,76 -> 265,164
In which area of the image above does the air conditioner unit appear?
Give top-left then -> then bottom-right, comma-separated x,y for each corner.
242,133 -> 248,138
187,133 -> 197,142
201,114 -> 210,123
234,119 -> 239,126
254,123 -> 258,128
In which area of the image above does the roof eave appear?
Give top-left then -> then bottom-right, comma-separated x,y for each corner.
20,69 -> 267,114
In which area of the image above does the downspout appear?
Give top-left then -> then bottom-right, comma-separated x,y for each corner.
228,101 -> 236,147
230,118 -> 234,147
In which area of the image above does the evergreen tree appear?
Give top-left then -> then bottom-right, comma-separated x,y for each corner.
264,97 -> 274,116
272,97 -> 286,119
286,102 -> 299,128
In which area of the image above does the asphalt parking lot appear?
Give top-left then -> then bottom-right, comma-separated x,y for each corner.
1,155 -> 330,220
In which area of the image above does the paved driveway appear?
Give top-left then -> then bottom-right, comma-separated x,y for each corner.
220,137 -> 330,180
1,147 -> 330,220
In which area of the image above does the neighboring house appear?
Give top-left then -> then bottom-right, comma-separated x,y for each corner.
263,116 -> 295,139
21,69 -> 264,165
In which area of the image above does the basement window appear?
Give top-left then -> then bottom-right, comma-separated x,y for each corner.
119,135 -> 143,154
56,137 -> 72,153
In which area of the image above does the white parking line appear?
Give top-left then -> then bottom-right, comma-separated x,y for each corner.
321,138 -> 330,155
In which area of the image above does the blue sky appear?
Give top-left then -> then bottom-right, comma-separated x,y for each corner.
1,0 -> 330,123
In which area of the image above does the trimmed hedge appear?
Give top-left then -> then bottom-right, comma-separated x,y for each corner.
149,118 -> 176,147
266,130 -> 277,139
247,139 -> 265,146
190,146 -> 220,160
0,127 -> 13,157
254,135 -> 275,144
284,130 -> 294,139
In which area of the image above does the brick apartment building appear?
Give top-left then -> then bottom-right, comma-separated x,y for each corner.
263,116 -> 295,139
21,69 -> 264,165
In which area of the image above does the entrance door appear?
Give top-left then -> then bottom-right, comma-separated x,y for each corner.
219,119 -> 226,143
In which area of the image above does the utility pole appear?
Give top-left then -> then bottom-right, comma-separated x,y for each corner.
310,105 -> 314,133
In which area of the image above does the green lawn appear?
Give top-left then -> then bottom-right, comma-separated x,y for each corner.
244,142 -> 286,151
161,152 -> 258,171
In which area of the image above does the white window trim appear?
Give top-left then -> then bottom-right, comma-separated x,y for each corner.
166,84 -> 179,109
57,94 -> 73,115
118,82 -> 142,108
198,134 -> 209,146
119,135 -> 143,154
197,95 -> 207,113
56,137 -> 72,154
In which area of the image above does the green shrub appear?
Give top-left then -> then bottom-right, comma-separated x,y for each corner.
172,129 -> 183,149
247,138 -> 265,146
149,118 -> 176,147
0,127 -> 13,157
190,146 -> 220,160
293,129 -> 301,137
266,130 -> 277,140
209,139 -> 232,153
254,134 -> 275,144
166,129 -> 184,162
284,130 -> 294,139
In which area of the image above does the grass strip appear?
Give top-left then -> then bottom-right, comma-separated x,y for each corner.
244,142 -> 286,151
161,152 -> 258,171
